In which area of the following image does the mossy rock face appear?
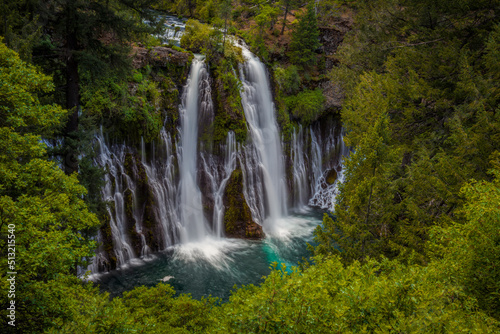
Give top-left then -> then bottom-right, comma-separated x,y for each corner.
326,168 -> 338,185
99,213 -> 117,271
223,167 -> 263,239
123,151 -> 162,252
210,56 -> 248,145
124,188 -> 142,255
142,189 -> 163,251
199,165 -> 215,229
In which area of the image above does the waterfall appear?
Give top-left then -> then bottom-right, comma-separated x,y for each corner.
200,132 -> 237,238
158,14 -> 185,46
238,44 -> 288,233
91,132 -> 137,270
141,129 -> 181,249
86,38 -> 351,275
178,58 -> 210,243
213,133 -> 237,237
291,125 -> 309,209
309,127 -> 349,212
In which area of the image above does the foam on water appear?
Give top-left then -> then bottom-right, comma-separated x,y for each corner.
171,237 -> 247,271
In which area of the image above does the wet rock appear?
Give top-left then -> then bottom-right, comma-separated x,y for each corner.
326,168 -> 338,185
223,168 -> 263,239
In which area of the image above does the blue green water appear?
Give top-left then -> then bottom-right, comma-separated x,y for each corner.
93,209 -> 324,301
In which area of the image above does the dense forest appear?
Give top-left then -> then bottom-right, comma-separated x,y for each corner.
1,0 -> 499,332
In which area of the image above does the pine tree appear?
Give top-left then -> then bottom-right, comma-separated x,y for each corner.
6,1 -> 159,174
279,0 -> 299,35
289,3 -> 320,66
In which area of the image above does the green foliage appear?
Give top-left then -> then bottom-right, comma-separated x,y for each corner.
132,71 -> 143,83
212,57 -> 247,143
0,41 -> 99,333
180,19 -> 214,53
316,0 -> 342,27
289,3 -> 321,66
430,160 -> 500,319
0,1 -> 41,61
285,88 -> 325,124
255,5 -> 280,31
120,283 -> 216,333
211,257 -> 498,333
317,0 -> 500,267
274,65 -> 301,95
81,66 -> 182,143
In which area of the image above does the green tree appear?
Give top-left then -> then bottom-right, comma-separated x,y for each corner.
4,0 -> 159,174
289,3 -> 320,66
430,156 -> 500,320
319,0 -> 500,266
0,41 -> 99,333
279,0 -> 299,35
285,88 -> 325,124
255,4 -> 280,32
0,0 -> 41,61
220,0 -> 233,46
210,257 -> 498,333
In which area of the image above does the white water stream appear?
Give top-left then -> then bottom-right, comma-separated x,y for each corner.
238,43 -> 288,234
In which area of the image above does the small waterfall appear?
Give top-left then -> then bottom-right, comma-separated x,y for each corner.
239,144 -> 265,225
178,58 -> 210,242
158,15 -> 185,46
309,127 -> 349,212
214,133 -> 237,237
310,128 -> 324,194
200,132 -> 237,238
93,132 -> 137,269
291,125 -> 309,209
141,129 -> 181,249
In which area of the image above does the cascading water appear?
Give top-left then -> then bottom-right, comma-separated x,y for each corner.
88,132 -> 138,272
238,43 -> 288,233
178,57 -> 211,243
141,129 -> 181,249
291,125 -> 309,209
308,127 -> 349,212
158,14 -> 185,46
200,132 -> 237,238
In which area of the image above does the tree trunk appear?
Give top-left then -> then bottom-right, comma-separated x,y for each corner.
64,2 -> 80,175
281,3 -> 289,35
223,15 -> 228,47
188,0 -> 193,17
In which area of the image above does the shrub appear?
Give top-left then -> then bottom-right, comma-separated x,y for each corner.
274,65 -> 301,95
285,88 -> 325,124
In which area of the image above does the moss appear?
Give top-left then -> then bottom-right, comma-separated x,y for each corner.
270,66 -> 294,142
326,169 -> 338,185
223,168 -> 263,239
133,154 -> 148,188
99,213 -> 117,270
124,153 -> 134,177
158,74 -> 180,133
82,49 -> 192,145
211,57 -> 248,144
124,188 -> 142,255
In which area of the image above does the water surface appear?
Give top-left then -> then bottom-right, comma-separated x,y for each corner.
92,209 -> 324,301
